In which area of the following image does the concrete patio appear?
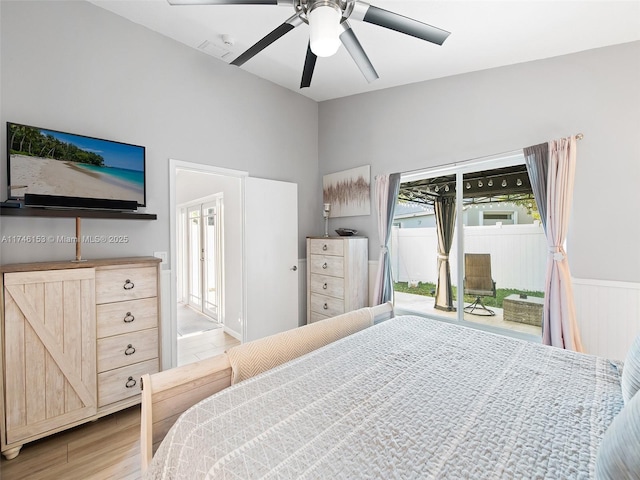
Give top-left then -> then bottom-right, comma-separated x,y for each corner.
393,291 -> 542,337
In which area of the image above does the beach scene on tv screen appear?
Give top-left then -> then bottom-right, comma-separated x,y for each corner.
8,124 -> 145,205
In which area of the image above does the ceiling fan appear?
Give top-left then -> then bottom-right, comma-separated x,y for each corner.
168,0 -> 451,88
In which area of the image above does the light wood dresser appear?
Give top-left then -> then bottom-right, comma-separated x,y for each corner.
306,236 -> 368,324
0,256 -> 161,459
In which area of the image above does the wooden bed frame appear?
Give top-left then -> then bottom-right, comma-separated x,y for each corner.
140,302 -> 394,472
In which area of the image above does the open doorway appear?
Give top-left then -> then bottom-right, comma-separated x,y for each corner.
171,164 -> 243,367
167,160 -> 300,368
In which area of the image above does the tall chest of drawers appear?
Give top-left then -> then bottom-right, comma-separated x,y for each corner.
0,257 -> 161,459
306,237 -> 368,324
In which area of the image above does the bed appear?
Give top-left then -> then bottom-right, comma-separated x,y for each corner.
141,304 -> 638,479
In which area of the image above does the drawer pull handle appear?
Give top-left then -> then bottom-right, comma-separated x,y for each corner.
322,263 -> 328,269
323,282 -> 328,289
123,279 -> 135,290
323,303 -> 328,310
124,344 -> 136,356
322,244 -> 328,251
123,312 -> 135,323
125,376 -> 137,389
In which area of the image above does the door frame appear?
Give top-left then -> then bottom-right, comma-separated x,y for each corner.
169,159 -> 247,369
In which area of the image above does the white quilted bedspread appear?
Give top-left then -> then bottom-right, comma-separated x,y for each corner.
146,316 -> 623,479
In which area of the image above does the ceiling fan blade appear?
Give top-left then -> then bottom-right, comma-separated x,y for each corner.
231,14 -> 303,67
168,0 -> 292,5
354,2 -> 450,45
300,43 -> 317,88
339,23 -> 378,84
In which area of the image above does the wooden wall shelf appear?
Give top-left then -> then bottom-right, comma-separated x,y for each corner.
0,206 -> 157,220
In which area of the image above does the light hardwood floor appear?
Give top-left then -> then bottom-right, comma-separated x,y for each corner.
178,328 -> 240,365
1,327 -> 240,479
177,312 -> 240,366
0,406 -> 142,480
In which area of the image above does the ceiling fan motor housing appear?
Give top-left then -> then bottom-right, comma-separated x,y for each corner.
307,0 -> 343,56
168,0 -> 449,88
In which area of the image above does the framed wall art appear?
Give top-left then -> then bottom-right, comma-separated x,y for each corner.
323,165 -> 371,217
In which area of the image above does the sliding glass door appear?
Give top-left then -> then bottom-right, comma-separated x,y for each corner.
392,152 -> 545,338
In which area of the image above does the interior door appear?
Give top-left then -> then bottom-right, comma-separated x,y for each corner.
244,177 -> 299,342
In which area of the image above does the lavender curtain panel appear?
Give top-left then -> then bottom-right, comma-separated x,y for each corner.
523,143 -> 549,233
372,173 -> 401,305
434,196 -> 456,311
524,137 -> 583,351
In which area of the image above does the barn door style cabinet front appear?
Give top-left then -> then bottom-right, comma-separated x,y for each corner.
0,257 -> 161,460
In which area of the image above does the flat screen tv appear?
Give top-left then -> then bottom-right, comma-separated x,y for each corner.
7,122 -> 146,208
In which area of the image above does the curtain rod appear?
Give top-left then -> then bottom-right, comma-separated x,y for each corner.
400,132 -> 584,180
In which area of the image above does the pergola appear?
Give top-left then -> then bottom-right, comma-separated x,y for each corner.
396,165 -> 537,312
398,164 -> 534,206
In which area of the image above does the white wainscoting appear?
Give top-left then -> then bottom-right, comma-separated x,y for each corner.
298,258 -> 307,326
573,277 -> 640,361
368,260 -> 378,307
160,269 -> 172,370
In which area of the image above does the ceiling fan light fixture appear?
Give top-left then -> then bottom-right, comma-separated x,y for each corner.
309,3 -> 341,57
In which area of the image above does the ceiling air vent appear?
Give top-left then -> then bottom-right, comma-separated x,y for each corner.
197,40 -> 232,60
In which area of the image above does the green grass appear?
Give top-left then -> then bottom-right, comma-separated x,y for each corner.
394,281 -> 544,308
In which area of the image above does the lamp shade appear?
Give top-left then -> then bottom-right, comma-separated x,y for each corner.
309,5 -> 341,57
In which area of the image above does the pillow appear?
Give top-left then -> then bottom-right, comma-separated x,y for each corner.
622,333 -> 640,403
595,390 -> 640,479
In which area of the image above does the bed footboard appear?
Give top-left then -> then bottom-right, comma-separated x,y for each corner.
140,353 -> 232,473
140,302 -> 393,473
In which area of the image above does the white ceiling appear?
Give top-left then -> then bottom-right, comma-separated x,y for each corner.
88,0 -> 640,102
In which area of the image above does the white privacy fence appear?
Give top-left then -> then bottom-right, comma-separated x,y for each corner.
390,224 -> 548,292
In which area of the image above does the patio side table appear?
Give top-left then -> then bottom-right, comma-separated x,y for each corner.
503,294 -> 544,327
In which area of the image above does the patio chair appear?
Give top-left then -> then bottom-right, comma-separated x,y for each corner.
463,254 -> 496,316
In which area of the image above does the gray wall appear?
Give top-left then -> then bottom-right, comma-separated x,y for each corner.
2,1 -> 638,289
319,41 -> 640,284
0,0 -> 319,266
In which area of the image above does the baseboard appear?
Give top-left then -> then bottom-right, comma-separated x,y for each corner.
224,326 -> 241,341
